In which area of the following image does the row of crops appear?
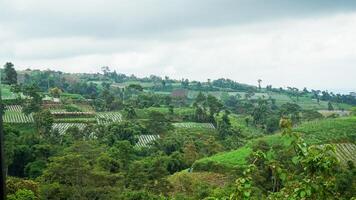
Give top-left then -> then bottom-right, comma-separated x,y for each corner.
3,112 -> 34,123
3,105 -> 34,123
96,112 -> 122,125
5,105 -> 23,112
333,143 -> 356,166
173,122 -> 215,129
136,135 -> 160,147
52,123 -> 87,135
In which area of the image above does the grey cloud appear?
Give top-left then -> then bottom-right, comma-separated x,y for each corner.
1,0 -> 356,39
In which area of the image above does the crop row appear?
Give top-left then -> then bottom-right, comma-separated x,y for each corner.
333,143 -> 356,166
173,122 -> 215,129
96,112 -> 122,125
52,123 -> 87,135
51,111 -> 95,118
136,135 -> 160,147
3,113 -> 34,123
5,105 -> 23,112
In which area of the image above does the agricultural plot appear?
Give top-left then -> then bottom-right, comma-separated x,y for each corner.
51,111 -> 95,117
136,135 -> 160,147
5,105 -> 23,112
318,110 -> 350,117
3,105 -> 34,123
333,143 -> 356,166
96,112 -> 122,125
294,117 -> 356,144
52,123 -> 87,135
173,122 -> 215,129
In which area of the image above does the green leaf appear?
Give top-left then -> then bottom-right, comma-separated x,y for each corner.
292,156 -> 299,164
243,191 -> 250,197
300,191 -> 306,198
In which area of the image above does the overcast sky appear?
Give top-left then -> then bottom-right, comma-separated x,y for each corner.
1,0 -> 356,93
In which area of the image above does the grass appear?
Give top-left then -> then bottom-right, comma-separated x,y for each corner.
196,146 -> 252,167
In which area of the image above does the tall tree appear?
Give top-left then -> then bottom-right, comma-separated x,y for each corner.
328,101 -> 334,111
33,109 -> 54,138
22,85 -> 42,115
258,79 -> 262,90
3,62 -> 17,85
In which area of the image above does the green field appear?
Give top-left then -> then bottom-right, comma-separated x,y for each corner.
295,116 -> 356,144
268,92 -> 352,110
135,107 -> 195,119
112,81 -> 155,88
194,116 -> 356,169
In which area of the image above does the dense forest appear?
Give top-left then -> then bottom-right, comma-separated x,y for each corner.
1,62 -> 355,200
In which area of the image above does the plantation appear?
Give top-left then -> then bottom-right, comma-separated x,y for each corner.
295,116 -> 356,144
173,122 -> 215,129
96,112 -> 122,124
52,123 -> 87,135
318,110 -> 351,117
136,135 -> 160,147
2,105 -> 34,123
332,143 -> 356,166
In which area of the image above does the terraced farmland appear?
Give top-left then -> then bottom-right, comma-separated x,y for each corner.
173,122 -> 215,129
52,123 -> 87,135
3,105 -> 34,123
5,105 -> 23,112
136,135 -> 160,147
333,143 -> 356,166
96,112 -> 122,125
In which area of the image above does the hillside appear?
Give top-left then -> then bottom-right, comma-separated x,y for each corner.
193,116 -> 356,170
1,68 -> 356,199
